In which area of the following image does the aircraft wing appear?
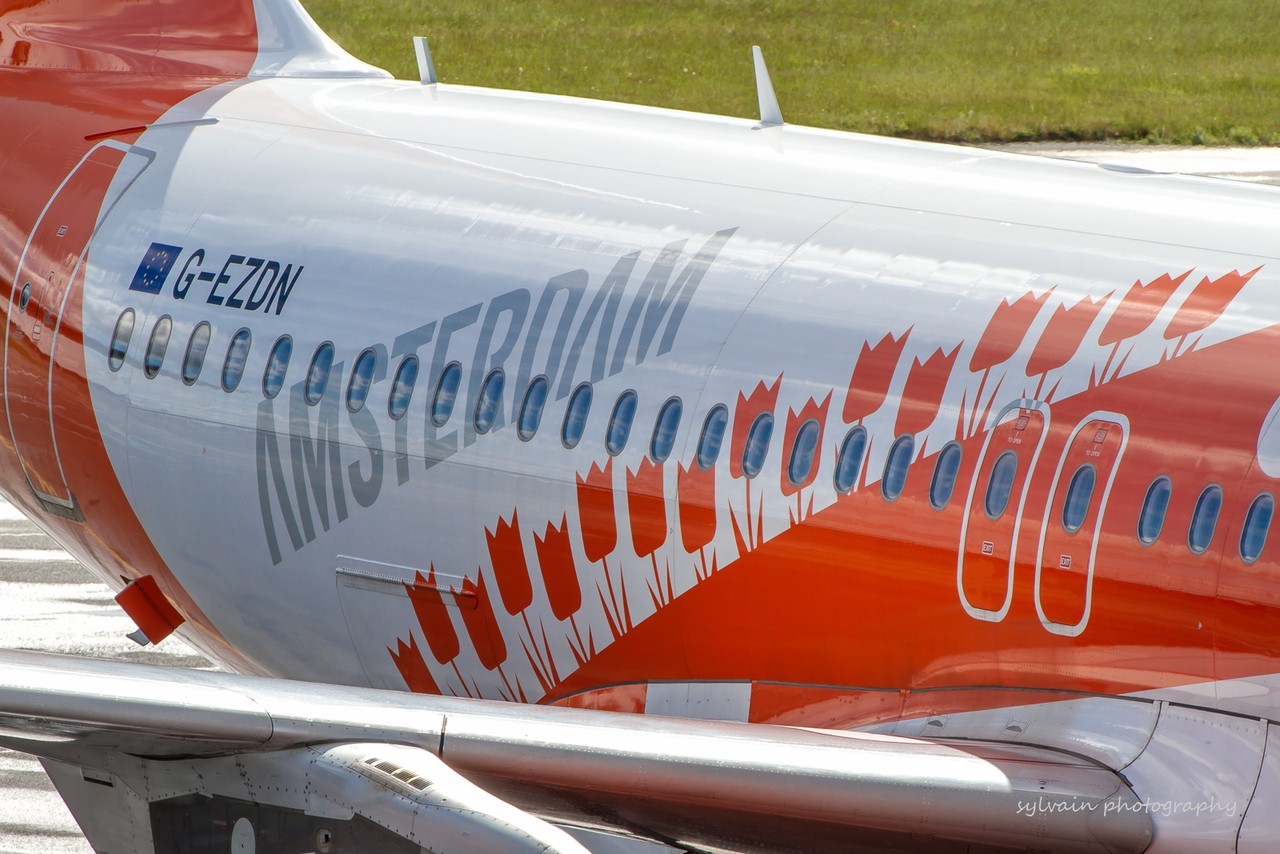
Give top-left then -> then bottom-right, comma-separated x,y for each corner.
0,649 -> 1151,853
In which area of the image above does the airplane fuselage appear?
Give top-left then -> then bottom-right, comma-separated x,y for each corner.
6,70 -> 1280,737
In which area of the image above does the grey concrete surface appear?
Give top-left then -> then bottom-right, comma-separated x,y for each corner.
3,145 -> 1280,852
0,499 -> 209,854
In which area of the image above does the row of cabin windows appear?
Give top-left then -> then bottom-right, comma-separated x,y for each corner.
111,311 -> 1280,563
110,311 -> 789,475
900,438 -> 1276,565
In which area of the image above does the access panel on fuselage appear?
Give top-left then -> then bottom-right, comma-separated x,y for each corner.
4,141 -> 150,516
958,403 -> 1048,621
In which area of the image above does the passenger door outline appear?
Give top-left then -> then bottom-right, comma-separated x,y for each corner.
957,399 -> 1050,622
4,140 -> 153,516
1033,411 -> 1129,637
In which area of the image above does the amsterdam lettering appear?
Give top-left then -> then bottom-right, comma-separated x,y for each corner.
255,227 -> 737,565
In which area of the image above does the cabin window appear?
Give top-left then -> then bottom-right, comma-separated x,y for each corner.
606,390 -> 638,456
388,355 -> 418,420
473,368 -> 504,434
221,328 -> 251,392
517,376 -> 549,441
1241,493 -> 1274,564
347,348 -> 377,413
562,382 -> 593,448
650,397 -> 682,462
696,405 -> 728,469
1188,484 -> 1223,554
304,342 -> 335,406
1062,464 -> 1096,533
181,321 -> 211,386
431,361 -> 463,427
929,442 -> 962,509
143,316 -> 172,379
108,309 -> 135,372
1137,476 -> 1171,545
984,451 -> 1018,519
834,427 -> 868,494
787,419 -> 820,487
741,412 -> 773,479
262,335 -> 292,400
882,435 -> 914,501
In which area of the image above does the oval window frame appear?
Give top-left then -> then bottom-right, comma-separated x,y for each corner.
1188,483 -> 1224,555
983,451 -> 1018,519
346,347 -> 378,414
786,419 -> 820,487
740,412 -> 774,479
143,315 -> 173,379
221,327 -> 252,393
181,321 -> 211,386
108,308 -> 135,372
262,335 -> 293,400
929,441 -> 962,510
561,382 -> 593,449
882,434 -> 914,501
1137,475 -> 1172,546
388,355 -> 419,421
304,341 -> 335,406
431,361 -> 463,427
650,397 -> 683,463
1241,492 -> 1275,565
518,376 -> 550,441
1061,464 -> 1097,534
473,368 -> 504,434
606,390 -> 638,457
695,405 -> 729,470
834,426 -> 868,495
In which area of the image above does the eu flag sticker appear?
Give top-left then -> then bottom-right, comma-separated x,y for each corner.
128,242 -> 182,294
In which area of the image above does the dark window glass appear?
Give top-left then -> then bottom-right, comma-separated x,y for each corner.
1241,493 -> 1275,564
473,369 -> 504,434
108,309 -> 135,372
1188,484 -> 1223,555
143,316 -> 172,379
304,342 -> 334,406
347,348 -> 377,413
929,442 -> 962,509
650,398 -> 682,462
695,405 -> 728,470
388,355 -> 418,420
1062,465 -> 1097,533
262,335 -> 292,400
431,361 -> 462,427
606,390 -> 638,456
1138,476 -> 1172,545
562,383 -> 593,448
741,412 -> 773,479
787,419 -> 820,486
518,376 -> 549,441
834,427 -> 868,494
984,451 -> 1018,519
181,322 -> 211,386
221,328 -> 251,392
882,435 -> 913,501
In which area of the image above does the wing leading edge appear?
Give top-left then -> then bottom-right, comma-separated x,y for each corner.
0,649 -> 1151,852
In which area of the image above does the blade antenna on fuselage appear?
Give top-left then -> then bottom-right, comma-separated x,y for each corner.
414,36 -> 438,85
752,45 -> 783,127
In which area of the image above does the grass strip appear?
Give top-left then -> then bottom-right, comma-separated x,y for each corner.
306,0 -> 1280,144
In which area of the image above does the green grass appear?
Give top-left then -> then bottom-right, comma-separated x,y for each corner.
305,0 -> 1280,144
